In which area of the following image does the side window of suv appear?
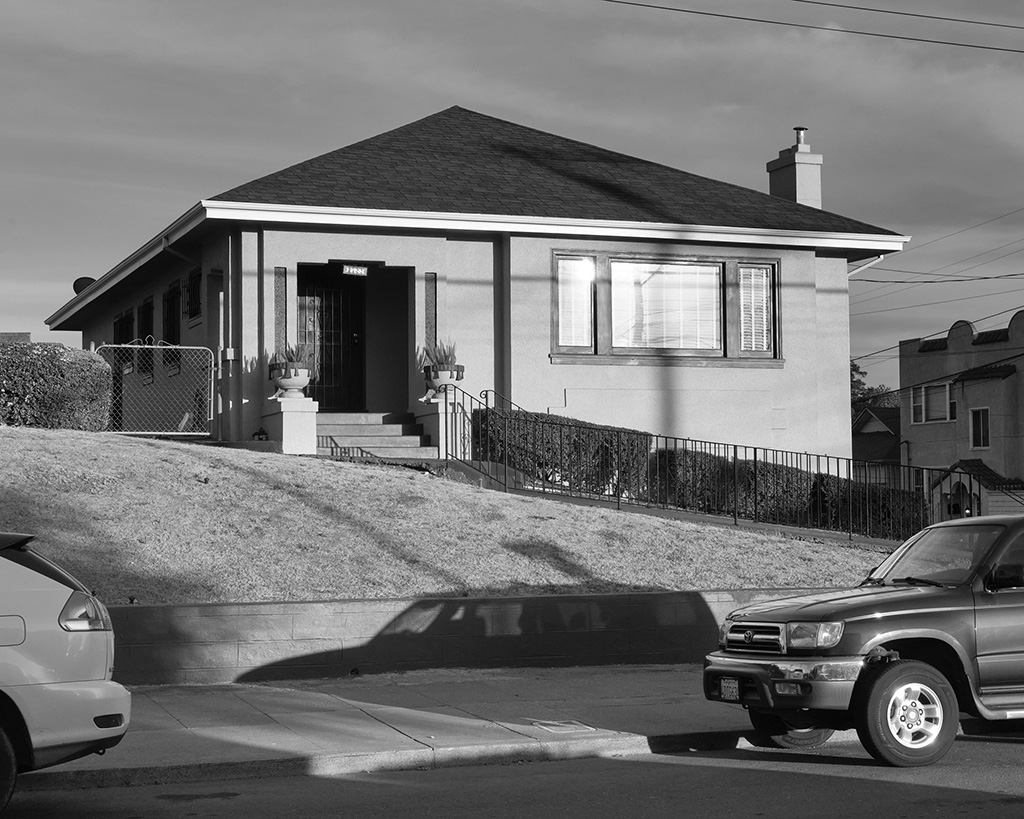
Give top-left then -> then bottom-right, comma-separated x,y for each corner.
989,535 -> 1024,589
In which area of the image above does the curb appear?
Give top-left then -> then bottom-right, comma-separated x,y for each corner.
20,731 -> 749,792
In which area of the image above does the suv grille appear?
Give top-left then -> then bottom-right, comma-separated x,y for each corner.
726,622 -> 785,654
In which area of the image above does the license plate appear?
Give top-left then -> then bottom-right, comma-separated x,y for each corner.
719,677 -> 740,701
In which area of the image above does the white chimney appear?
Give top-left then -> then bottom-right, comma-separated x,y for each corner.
766,126 -> 823,209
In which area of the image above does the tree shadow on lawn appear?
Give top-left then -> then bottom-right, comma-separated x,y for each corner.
0,486 -> 222,605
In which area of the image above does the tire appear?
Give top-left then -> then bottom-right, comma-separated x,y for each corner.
748,709 -> 836,749
855,660 -> 958,767
0,727 -> 15,816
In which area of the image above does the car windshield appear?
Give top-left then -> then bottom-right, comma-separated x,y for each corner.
868,524 -> 1005,586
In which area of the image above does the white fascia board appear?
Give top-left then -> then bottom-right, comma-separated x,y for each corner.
203,200 -> 910,253
46,204 -> 207,328
47,199 -> 909,328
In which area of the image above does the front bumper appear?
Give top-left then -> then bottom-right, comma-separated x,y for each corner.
704,651 -> 865,711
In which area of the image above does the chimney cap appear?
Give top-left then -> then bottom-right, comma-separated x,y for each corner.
794,126 -> 808,144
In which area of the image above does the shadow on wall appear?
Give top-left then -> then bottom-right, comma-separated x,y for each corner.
236,590 -> 724,683
108,587 -> 768,685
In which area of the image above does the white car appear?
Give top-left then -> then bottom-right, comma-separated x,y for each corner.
0,532 -> 130,813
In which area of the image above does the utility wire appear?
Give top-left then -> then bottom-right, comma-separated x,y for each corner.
852,303 -> 1024,364
851,286 -> 1024,317
596,0 -> 1024,54
783,0 -> 1024,31
856,349 -> 1024,402
853,272 -> 1024,284
850,242 -> 1024,306
850,205 -> 1024,302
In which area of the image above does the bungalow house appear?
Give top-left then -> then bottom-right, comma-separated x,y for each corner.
900,314 -> 1024,517
46,107 -> 907,457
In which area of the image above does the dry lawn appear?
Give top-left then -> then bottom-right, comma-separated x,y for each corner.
0,427 -> 892,606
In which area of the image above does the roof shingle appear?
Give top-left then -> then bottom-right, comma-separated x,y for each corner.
211,106 -> 898,236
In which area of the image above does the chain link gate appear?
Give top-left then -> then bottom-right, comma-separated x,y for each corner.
96,342 -> 215,436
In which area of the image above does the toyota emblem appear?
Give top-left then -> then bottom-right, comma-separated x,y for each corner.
743,630 -> 754,644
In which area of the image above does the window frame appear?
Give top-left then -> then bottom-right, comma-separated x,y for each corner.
551,250 -> 780,364
185,268 -> 203,324
971,406 -> 991,449
911,383 -> 957,424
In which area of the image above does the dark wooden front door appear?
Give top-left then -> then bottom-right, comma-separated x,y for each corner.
297,264 -> 366,411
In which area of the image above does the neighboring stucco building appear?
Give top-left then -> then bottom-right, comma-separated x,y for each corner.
900,314 -> 1024,516
47,107 -> 907,456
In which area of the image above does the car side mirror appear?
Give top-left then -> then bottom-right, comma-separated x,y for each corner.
989,564 -> 1024,590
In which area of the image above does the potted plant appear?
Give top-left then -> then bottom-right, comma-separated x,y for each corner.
416,340 -> 464,400
269,343 -> 314,399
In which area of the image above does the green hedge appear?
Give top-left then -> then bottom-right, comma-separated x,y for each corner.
0,342 -> 111,431
472,408 -> 652,497
653,447 -> 927,539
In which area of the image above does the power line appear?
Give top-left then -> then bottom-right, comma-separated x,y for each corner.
850,242 -> 1024,306
596,0 -> 1024,54
851,285 -> 1024,317
853,272 -> 1024,284
783,0 -> 1024,32
851,303 -> 1024,364
857,349 -> 1024,403
849,205 -> 1024,303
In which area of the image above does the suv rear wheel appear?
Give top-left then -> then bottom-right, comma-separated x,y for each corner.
855,659 -> 958,767
748,709 -> 835,749
0,726 -> 15,815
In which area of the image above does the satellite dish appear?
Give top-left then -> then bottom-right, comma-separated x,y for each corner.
73,277 -> 96,295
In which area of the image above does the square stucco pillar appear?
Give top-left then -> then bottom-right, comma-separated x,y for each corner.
262,398 -> 319,455
412,390 -> 463,460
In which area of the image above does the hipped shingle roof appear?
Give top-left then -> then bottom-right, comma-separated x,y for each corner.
212,106 -> 898,236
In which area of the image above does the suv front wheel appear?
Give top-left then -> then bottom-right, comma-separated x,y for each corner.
855,660 -> 958,767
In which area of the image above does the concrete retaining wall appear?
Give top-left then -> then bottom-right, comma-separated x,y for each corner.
109,589 -> 811,685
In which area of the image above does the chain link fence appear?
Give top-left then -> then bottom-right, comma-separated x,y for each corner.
96,343 -> 214,436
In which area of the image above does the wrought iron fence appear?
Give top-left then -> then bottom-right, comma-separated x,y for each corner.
441,386 -> 979,542
96,342 -> 214,436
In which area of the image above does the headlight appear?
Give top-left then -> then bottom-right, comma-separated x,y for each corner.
718,618 -> 734,647
786,621 -> 844,649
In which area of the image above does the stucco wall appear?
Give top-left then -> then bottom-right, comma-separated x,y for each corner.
503,236 -> 852,456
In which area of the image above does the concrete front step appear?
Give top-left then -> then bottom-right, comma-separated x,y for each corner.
317,444 -> 440,459
318,435 -> 429,448
316,412 -> 412,425
316,423 -> 419,437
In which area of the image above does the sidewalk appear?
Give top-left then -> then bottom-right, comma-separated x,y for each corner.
22,664 -> 753,791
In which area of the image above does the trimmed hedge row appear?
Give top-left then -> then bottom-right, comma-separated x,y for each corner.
471,408 -> 652,497
0,343 -> 111,431
652,447 -> 927,540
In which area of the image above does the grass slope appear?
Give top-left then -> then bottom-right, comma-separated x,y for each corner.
0,427 -> 890,606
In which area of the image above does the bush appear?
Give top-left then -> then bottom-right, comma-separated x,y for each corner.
472,408 -> 652,497
0,343 -> 111,431
811,473 -> 928,541
654,447 -> 927,539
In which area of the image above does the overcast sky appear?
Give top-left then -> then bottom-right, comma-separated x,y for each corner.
4,0 -> 1023,389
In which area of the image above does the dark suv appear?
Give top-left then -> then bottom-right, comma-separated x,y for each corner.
704,515 -> 1024,766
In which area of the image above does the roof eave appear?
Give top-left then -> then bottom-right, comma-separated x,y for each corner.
46,203 -> 207,330
46,200 -> 909,328
204,200 -> 910,253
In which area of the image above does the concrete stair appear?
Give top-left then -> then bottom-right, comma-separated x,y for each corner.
316,412 -> 439,459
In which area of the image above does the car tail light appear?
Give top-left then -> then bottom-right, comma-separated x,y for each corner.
59,591 -> 113,632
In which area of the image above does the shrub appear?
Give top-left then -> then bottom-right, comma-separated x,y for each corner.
0,343 -> 111,431
472,408 -> 652,498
